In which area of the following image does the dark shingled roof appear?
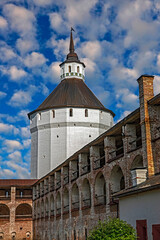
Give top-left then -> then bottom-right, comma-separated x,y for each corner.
28,78 -> 115,117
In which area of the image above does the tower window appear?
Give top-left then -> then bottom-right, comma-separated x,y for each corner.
85,109 -> 88,117
38,113 -> 41,120
77,66 -> 79,73
69,66 -> 71,72
70,109 -> 73,117
52,110 -> 55,118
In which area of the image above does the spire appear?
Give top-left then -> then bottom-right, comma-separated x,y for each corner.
69,28 -> 75,53
66,28 -> 79,61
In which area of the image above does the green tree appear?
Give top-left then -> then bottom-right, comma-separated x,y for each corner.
87,218 -> 136,240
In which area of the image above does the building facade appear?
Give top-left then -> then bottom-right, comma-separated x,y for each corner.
32,75 -> 160,240
0,179 -> 37,240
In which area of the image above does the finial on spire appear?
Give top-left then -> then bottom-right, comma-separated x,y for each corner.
69,27 -> 75,53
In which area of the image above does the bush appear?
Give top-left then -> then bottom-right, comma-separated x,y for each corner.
87,218 -> 136,240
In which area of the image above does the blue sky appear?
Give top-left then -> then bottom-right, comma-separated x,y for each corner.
0,0 -> 160,179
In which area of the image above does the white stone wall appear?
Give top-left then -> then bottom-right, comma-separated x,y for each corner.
119,189 -> 160,240
30,107 -> 113,178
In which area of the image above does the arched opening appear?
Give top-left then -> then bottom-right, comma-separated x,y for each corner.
77,66 -> 79,73
33,202 -> 36,219
15,203 -> 32,219
50,195 -> 54,216
95,172 -> 106,205
37,201 -> 40,218
56,192 -> 61,215
85,109 -> 88,117
130,155 -> 146,186
71,183 -> 79,210
131,155 -> 143,170
69,66 -> 71,72
45,198 -> 49,217
110,166 -> 125,193
63,188 -> 69,213
0,204 -> 10,220
41,199 -> 44,217
82,179 -> 91,208
70,108 -> 73,117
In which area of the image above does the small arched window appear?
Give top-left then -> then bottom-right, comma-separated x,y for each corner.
70,109 -> 73,117
85,109 -> 88,117
77,66 -> 79,73
38,113 -> 41,121
69,66 -> 71,72
52,110 -> 55,118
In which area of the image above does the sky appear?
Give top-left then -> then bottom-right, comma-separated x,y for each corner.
0,0 -> 160,179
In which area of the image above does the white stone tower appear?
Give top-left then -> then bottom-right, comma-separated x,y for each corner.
28,29 -> 114,178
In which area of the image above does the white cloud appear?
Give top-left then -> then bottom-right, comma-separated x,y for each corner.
9,66 -> 27,80
24,52 -> 47,68
23,139 -> 31,148
0,123 -> 19,135
16,38 -> 38,55
3,4 -> 36,38
0,16 -> 8,29
6,161 -> 30,179
21,126 -> 30,138
116,88 -> 139,110
49,62 -> 61,83
0,169 -> 15,179
0,91 -> 7,99
82,58 -> 96,73
49,12 -> 63,30
154,75 -> 160,95
49,36 -> 73,60
0,46 -> 16,62
33,0 -> 53,6
4,140 -> 22,152
8,151 -> 22,162
81,41 -> 101,60
8,90 -> 32,107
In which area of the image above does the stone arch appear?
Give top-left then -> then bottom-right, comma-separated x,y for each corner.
45,197 -> 49,217
110,165 -> 125,193
71,183 -> 79,210
131,155 -> 143,170
0,204 -> 10,219
63,187 -> 69,213
82,178 -> 91,208
95,172 -> 106,205
56,192 -> 61,215
15,203 -> 32,219
50,194 -> 54,216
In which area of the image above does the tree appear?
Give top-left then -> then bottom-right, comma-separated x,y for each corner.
87,218 -> 136,240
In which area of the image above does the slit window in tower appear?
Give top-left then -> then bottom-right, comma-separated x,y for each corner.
52,110 -> 55,118
77,66 -> 79,73
70,108 -> 73,117
69,66 -> 71,72
38,113 -> 41,121
85,109 -> 88,117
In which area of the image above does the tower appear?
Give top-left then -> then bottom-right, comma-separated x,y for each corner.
28,30 -> 114,178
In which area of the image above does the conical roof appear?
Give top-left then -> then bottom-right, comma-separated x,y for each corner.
28,78 -> 114,117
